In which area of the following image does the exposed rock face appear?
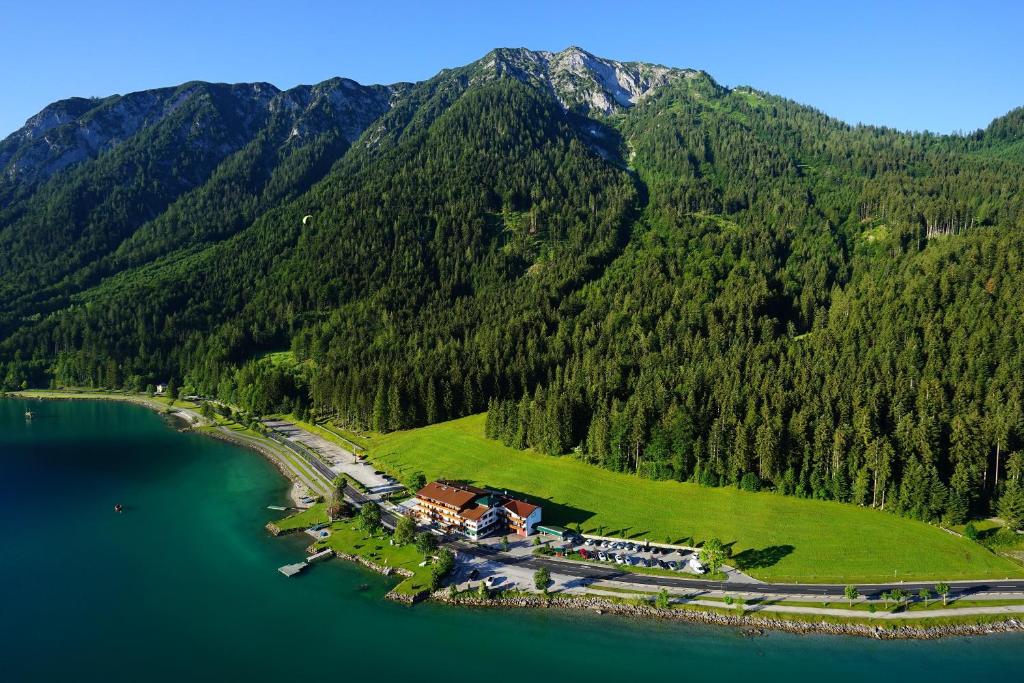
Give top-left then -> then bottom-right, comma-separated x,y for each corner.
480,46 -> 698,115
270,78 -> 396,145
1,45 -> 691,198
0,79 -> 395,203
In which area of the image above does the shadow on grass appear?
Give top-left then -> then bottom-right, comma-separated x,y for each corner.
470,485 -> 596,529
731,544 -> 795,570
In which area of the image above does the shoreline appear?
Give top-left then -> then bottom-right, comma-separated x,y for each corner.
7,390 -> 1024,639
202,427 -> 315,508
15,390 -> 202,425
10,390 -> 314,508
430,593 -> 1024,640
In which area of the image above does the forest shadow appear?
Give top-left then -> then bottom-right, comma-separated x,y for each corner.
731,544 -> 795,570
487,486 -> 595,528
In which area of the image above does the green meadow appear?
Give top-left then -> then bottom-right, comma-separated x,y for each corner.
363,414 -> 1022,584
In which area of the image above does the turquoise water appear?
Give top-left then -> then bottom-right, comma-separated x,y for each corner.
1,399 -> 1022,682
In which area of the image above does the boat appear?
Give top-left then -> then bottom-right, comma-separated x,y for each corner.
24,410 -> 34,420
266,505 -> 287,511
114,503 -> 123,513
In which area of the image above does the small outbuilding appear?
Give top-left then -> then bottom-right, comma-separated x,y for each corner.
536,524 -> 571,540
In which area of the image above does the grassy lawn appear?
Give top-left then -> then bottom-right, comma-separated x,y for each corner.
366,414 -> 1023,584
273,503 -> 327,532
272,504 -> 433,597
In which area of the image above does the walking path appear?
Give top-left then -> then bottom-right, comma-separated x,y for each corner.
581,587 -> 1024,620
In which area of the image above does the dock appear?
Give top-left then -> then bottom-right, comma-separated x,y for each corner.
307,548 -> 334,564
278,562 -> 307,577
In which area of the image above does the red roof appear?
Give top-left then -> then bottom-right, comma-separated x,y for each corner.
460,505 -> 489,521
415,481 -> 478,509
502,499 -> 539,518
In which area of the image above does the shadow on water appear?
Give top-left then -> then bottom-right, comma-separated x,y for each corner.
731,544 -> 795,570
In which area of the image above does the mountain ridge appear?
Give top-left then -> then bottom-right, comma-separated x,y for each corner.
2,46 -> 1024,529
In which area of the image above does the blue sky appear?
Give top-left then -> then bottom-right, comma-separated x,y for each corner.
3,0 -> 1022,137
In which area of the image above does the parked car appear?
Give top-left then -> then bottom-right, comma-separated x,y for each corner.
468,568 -> 480,580
598,551 -> 608,561
614,555 -> 625,564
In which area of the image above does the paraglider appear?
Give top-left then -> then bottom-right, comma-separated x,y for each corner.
302,214 -> 313,226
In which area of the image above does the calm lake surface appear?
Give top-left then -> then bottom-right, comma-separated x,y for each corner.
1,399 -> 1022,682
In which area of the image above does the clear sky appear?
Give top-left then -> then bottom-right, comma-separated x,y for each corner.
3,0 -> 1022,138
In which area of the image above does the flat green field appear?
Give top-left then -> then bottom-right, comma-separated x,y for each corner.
366,414 -> 1022,584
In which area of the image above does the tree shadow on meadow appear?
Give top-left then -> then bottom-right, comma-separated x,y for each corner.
731,544 -> 795,570
482,485 -> 596,528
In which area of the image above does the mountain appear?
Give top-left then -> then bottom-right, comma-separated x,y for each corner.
0,77 -> 395,332
2,46 -> 1024,527
480,46 -> 697,115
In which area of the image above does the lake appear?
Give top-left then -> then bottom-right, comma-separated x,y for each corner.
1,398 -> 1021,682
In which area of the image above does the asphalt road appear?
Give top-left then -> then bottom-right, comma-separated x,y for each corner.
452,540 -> 1024,599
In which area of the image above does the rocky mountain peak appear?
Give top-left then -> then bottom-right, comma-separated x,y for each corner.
480,45 -> 698,115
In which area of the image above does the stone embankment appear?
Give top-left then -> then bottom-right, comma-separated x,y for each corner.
317,548 -> 424,603
429,592 -> 1024,639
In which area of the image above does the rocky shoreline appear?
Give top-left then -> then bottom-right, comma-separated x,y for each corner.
428,593 -> 1024,640
329,551 -> 421,603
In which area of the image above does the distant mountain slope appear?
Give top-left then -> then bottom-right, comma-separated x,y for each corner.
0,77 -> 395,334
2,46 -> 1024,529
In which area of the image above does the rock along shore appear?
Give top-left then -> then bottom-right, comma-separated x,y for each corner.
428,593 -> 1024,640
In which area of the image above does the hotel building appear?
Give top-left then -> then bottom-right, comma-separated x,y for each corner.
413,480 -> 542,539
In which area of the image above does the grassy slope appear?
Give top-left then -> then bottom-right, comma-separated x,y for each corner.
365,414 -> 1022,583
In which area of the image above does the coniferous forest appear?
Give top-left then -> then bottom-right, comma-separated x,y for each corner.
2,48 -> 1024,528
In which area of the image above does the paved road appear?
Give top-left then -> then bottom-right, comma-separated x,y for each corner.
451,540 -> 1024,599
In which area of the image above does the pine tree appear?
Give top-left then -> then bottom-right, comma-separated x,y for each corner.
371,384 -> 387,432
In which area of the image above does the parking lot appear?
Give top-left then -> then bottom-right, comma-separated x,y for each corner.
261,418 -> 405,496
558,536 -> 708,575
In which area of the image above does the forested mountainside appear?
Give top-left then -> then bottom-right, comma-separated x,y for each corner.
2,47 -> 1024,527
